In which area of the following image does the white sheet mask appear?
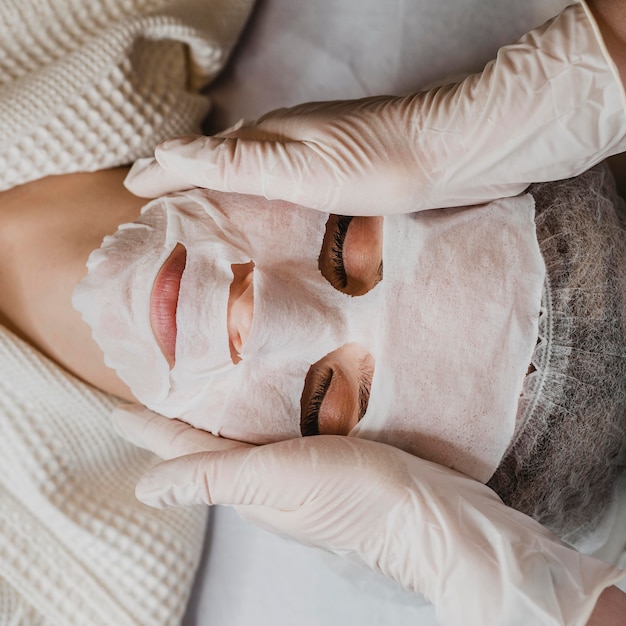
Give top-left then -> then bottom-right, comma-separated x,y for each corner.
350,199 -> 545,480
74,194 -> 248,405
74,190 -> 544,481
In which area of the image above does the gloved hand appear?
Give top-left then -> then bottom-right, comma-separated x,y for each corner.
112,404 -> 253,455
112,405 -> 624,626
125,2 -> 626,215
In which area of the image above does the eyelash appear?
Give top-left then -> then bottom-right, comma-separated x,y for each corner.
331,216 -> 353,289
301,369 -> 332,437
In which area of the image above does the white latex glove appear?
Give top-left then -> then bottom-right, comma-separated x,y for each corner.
112,404 -> 253,455
125,2 -> 626,216
112,405 -> 624,626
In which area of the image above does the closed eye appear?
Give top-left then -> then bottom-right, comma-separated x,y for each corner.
330,215 -> 353,289
319,215 -> 384,296
299,343 -> 374,437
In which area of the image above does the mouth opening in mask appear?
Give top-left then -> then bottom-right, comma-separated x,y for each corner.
150,243 -> 187,368
300,342 -> 375,436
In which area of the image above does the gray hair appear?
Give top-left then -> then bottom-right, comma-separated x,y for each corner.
488,163 -> 626,545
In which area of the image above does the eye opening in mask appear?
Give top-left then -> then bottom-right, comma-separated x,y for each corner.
300,342 -> 375,437
318,215 -> 384,296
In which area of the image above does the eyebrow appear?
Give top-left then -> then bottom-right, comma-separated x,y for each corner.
357,354 -> 373,420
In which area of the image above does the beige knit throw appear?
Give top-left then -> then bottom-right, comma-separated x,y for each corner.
0,0 -> 254,191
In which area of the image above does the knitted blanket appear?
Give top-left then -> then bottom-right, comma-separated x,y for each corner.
0,0 -> 254,623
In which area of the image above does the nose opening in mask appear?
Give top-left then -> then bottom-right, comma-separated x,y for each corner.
228,261 -> 255,364
300,342 -> 375,436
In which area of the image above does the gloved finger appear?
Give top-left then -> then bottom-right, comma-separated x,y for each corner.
124,155 -> 197,198
124,109 -> 322,198
135,436 -> 352,509
237,97 -> 395,138
213,118 -> 249,138
153,135 -> 338,211
212,112 -> 308,141
135,449 -> 278,509
112,404 -> 251,459
123,122 -> 282,198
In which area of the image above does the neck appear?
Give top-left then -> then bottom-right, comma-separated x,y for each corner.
0,168 -> 146,399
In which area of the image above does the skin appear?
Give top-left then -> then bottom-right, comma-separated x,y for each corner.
319,215 -> 383,296
151,242 -> 188,367
589,0 -> 626,85
228,261 -> 255,363
0,168 -> 141,400
0,168 -> 263,402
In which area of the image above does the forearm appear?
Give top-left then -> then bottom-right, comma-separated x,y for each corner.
588,0 -> 626,85
587,585 -> 626,625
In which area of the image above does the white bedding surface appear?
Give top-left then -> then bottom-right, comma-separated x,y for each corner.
184,506 -> 436,626
183,1 -> 625,624
203,0 -> 571,133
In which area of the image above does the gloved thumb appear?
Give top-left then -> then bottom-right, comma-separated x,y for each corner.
111,403 -> 251,459
134,443 -> 311,509
123,155 -> 196,198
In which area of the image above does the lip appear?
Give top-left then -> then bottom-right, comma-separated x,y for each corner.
150,243 -> 187,367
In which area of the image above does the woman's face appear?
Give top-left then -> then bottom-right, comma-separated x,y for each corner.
74,191 -> 384,436
74,188 -> 544,481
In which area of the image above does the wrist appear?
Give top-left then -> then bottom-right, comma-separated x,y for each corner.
587,0 -> 626,86
586,585 -> 626,625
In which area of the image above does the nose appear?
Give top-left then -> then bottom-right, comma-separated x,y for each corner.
228,262 -> 255,363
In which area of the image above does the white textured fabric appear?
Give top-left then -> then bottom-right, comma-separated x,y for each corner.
0,0 -> 254,624
0,0 -> 254,191
0,326 -> 207,626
